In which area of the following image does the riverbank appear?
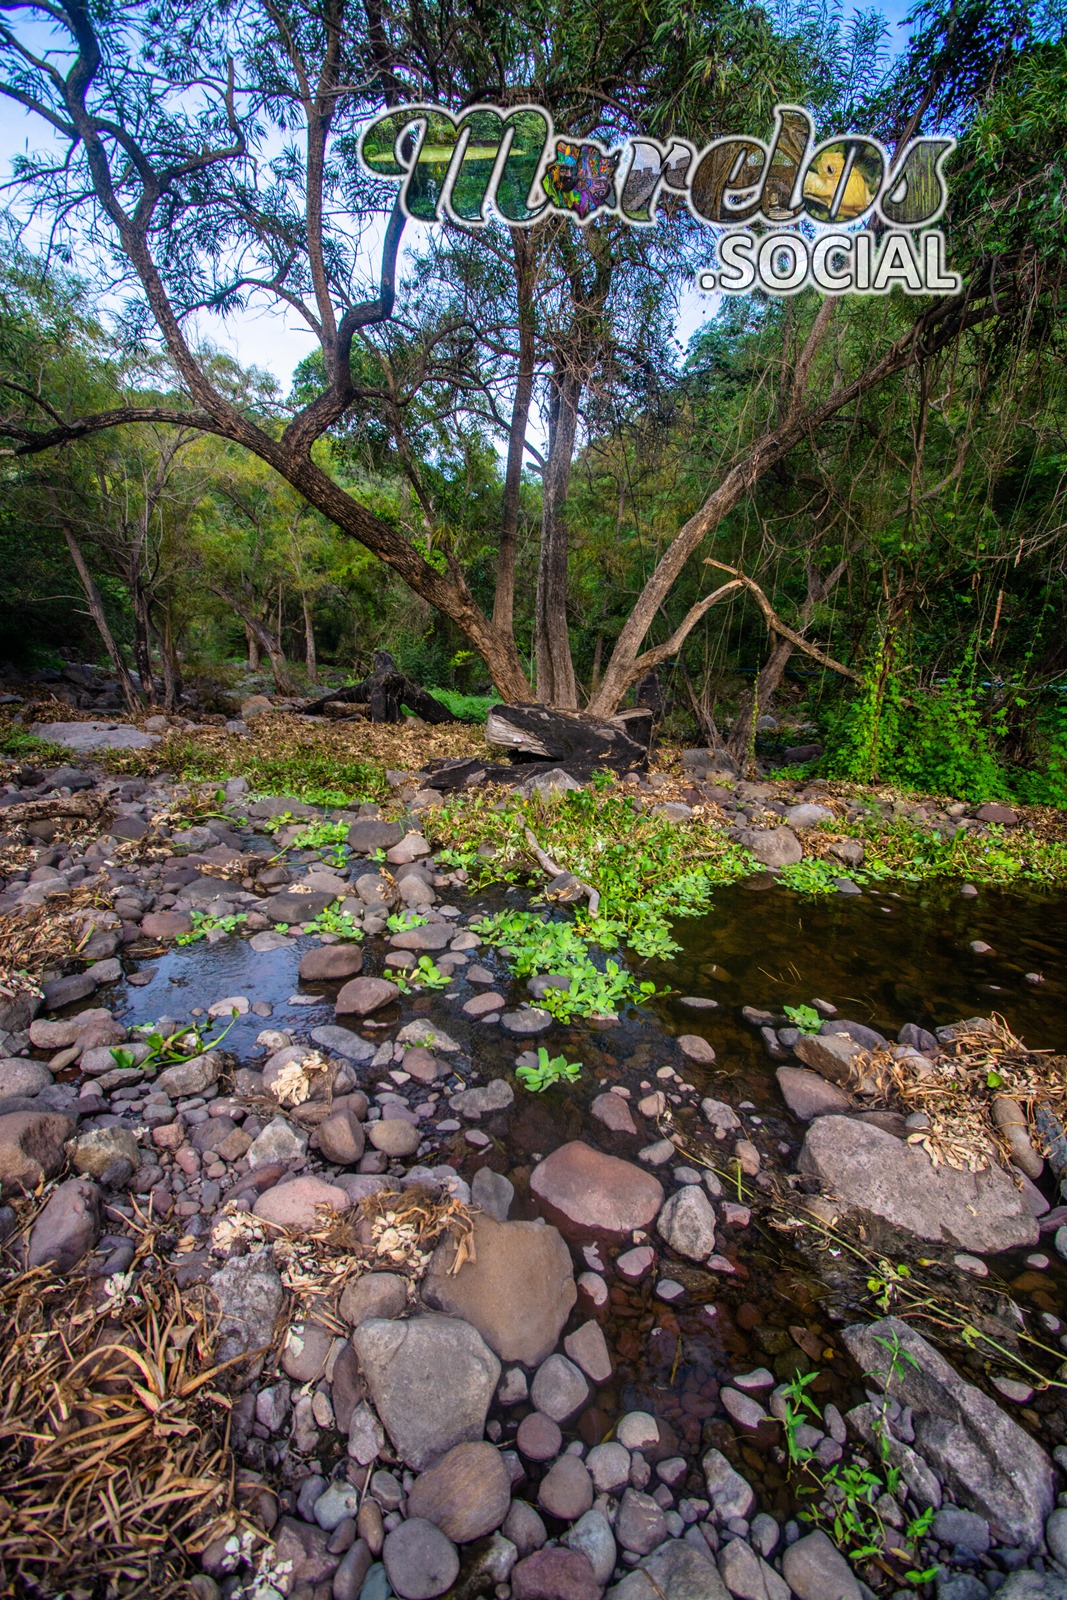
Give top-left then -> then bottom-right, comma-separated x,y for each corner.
1,712 -> 1066,1600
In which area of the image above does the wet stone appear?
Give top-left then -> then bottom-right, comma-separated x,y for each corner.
531,1353 -> 590,1422
517,1410 -> 563,1461
538,1454 -> 595,1522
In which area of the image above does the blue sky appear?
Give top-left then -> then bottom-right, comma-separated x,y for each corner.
0,1 -> 920,385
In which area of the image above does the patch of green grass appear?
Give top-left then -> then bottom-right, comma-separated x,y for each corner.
420,688 -> 495,721
100,731 -> 388,806
0,724 -> 68,762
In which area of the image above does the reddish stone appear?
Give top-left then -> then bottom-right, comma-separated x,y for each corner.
511,1549 -> 601,1600
530,1141 -> 663,1240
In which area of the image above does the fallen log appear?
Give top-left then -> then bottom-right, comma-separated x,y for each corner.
0,792 -> 107,825
484,703 -> 651,769
301,651 -> 455,725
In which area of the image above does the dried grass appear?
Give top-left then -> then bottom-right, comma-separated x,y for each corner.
0,1219 -> 238,1599
851,1015 -> 1067,1173
0,888 -> 111,1000
207,1184 -> 475,1323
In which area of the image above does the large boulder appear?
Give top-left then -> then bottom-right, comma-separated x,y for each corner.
352,1313 -> 500,1470
798,1116 -> 1038,1253
842,1317 -> 1053,1552
31,720 -> 158,752
422,1213 -> 576,1366
738,826 -> 802,868
0,1110 -> 74,1193
530,1141 -> 664,1240
26,1178 -> 101,1271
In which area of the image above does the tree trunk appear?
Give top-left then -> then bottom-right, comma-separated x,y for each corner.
158,607 -> 182,712
302,593 -> 319,683
246,624 -> 261,672
129,574 -> 156,706
535,367 -> 581,709
214,585 -> 293,692
494,229 -> 537,640
724,555 -> 850,767
62,525 -> 143,712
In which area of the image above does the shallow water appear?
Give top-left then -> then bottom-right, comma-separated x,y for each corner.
108,876 -> 1067,1492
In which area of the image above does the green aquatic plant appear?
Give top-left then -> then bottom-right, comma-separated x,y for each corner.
387,910 -> 428,932
175,910 -> 248,945
472,909 -> 661,1020
304,905 -> 363,941
516,1046 -> 582,1092
394,955 -> 451,992
783,1003 -> 822,1034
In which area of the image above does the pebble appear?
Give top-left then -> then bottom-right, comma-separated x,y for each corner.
381,1518 -> 459,1600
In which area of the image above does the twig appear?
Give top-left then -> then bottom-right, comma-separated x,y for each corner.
523,826 -> 601,916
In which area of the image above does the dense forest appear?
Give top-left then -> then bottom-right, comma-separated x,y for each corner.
1,0 -> 1065,800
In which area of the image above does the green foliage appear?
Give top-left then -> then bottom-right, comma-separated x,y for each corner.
303,905 -> 364,941
782,1331 -> 938,1584
394,955 -> 451,992
783,1003 -> 822,1033
418,689 -> 496,721
387,910 -> 428,932
516,1046 -> 583,1093
175,910 -> 248,945
472,909 -> 661,1021
99,732 -> 388,806
117,1012 -> 240,1069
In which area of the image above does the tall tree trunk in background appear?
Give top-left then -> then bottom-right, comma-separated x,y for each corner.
302,594 -> 319,683
158,608 -> 182,713
494,230 -> 537,643
129,576 -> 156,706
725,557 -> 848,767
246,625 -> 262,672
535,366 -> 581,709
214,585 -> 293,692
62,525 -> 143,711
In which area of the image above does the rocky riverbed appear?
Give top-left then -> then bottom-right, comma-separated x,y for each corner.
1,741 -> 1067,1600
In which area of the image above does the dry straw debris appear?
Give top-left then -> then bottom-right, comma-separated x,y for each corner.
0,1221 -> 238,1598
851,1014 -> 1067,1174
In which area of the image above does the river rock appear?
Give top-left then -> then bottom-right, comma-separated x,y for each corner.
208,1251 -> 285,1380
340,1271 -> 408,1326
253,1174 -> 349,1230
792,1032 -> 863,1085
155,1050 -> 221,1097
842,1317 -> 1053,1550
352,1314 -> 500,1470
368,1119 -> 420,1156
775,1065 -> 851,1119
141,909 -> 194,940
616,1488 -> 667,1555
513,1549 -> 601,1600
335,977 -> 400,1016
0,1059 -> 52,1098
538,1454 -> 594,1521
530,1140 -> 664,1239
531,1352 -> 589,1422
450,1080 -> 514,1118
247,1116 -> 309,1167
422,1213 -> 576,1366
0,1110 -> 74,1192
407,1441 -> 511,1542
781,1531 -> 861,1600
656,1185 -> 717,1261
299,944 -> 364,981
591,1093 -> 638,1135
799,1116 -> 1039,1252
703,1448 -> 754,1520
317,1108 -> 366,1165
563,1319 -> 612,1383
382,1518 -> 459,1600
565,1509 -> 616,1587
348,820 -> 404,853
26,1177 -> 101,1271
260,889 -> 335,924
310,1025 -> 376,1062
996,1579 -> 1067,1600
33,719 -> 158,751
503,1501 -> 548,1557
717,1536 -> 790,1600
738,826 -> 802,868
607,1540 -> 730,1600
